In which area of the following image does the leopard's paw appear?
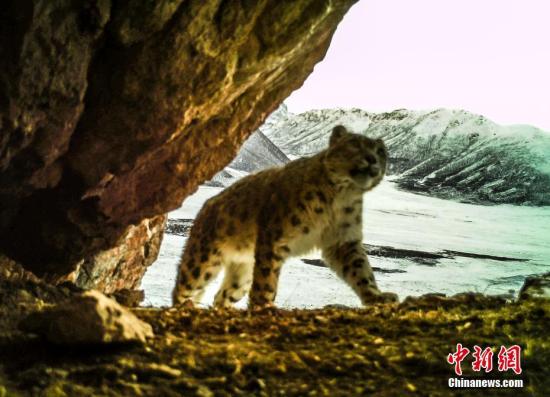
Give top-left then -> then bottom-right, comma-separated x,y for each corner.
362,290 -> 399,305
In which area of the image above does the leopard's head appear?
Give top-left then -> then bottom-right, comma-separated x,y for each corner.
323,125 -> 387,192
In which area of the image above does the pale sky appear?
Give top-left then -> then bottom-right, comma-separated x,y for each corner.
285,0 -> 550,131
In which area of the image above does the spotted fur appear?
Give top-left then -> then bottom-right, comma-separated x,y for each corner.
172,125 -> 398,308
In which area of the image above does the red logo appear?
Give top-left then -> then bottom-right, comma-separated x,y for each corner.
472,346 -> 494,373
447,343 -> 470,376
497,345 -> 522,375
447,344 -> 522,375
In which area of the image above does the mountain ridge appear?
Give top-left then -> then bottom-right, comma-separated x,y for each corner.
264,106 -> 550,206
206,129 -> 290,187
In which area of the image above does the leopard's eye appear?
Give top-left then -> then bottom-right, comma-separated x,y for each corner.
364,154 -> 377,164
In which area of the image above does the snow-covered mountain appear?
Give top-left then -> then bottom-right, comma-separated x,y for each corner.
264,106 -> 550,206
206,130 -> 289,187
228,129 -> 289,172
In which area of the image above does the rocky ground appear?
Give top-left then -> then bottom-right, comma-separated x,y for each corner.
0,277 -> 548,396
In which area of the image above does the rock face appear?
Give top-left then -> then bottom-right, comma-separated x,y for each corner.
20,290 -> 154,344
0,254 -> 41,283
0,1 -> 356,282
69,214 -> 167,294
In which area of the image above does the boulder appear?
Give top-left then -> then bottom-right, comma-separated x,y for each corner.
0,0 -> 356,287
109,289 -> 146,308
20,290 -> 153,344
519,272 -> 550,300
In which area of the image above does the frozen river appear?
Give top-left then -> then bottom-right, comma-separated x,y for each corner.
141,180 -> 550,308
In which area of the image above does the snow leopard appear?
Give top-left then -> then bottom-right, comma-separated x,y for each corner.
172,125 -> 398,308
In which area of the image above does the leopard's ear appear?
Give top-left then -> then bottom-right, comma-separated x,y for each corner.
329,125 -> 348,146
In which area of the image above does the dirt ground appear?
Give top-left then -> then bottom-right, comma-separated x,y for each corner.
0,280 -> 548,396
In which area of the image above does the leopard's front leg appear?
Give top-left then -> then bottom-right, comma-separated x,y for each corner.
249,227 -> 290,308
323,240 -> 398,304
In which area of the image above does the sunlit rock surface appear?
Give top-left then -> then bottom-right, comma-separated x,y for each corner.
71,215 -> 167,294
20,290 -> 153,344
0,0 -> 356,285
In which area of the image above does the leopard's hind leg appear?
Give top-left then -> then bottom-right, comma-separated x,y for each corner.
172,238 -> 223,306
213,252 -> 254,307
